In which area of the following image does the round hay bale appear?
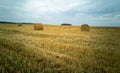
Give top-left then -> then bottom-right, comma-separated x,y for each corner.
81,24 -> 89,31
34,23 -> 44,30
18,24 -> 22,26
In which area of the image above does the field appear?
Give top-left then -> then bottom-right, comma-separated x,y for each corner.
0,24 -> 120,73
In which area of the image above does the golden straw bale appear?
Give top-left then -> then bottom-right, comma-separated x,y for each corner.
81,24 -> 89,31
18,24 -> 22,26
34,23 -> 44,30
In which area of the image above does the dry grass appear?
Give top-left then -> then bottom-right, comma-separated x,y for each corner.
0,24 -> 120,73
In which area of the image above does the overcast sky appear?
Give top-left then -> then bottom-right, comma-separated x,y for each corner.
0,0 -> 120,26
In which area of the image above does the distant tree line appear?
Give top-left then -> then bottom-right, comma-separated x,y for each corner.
0,21 -> 33,24
61,23 -> 72,26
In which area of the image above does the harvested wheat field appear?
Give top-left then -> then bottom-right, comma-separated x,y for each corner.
0,24 -> 120,73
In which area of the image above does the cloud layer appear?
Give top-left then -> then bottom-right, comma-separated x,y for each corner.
0,0 -> 120,26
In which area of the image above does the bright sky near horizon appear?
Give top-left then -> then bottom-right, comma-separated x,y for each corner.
0,0 -> 120,26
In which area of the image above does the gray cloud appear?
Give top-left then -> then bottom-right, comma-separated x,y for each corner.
0,0 -> 120,26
